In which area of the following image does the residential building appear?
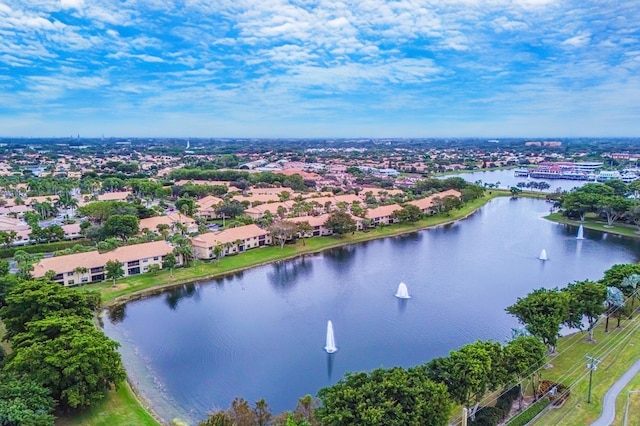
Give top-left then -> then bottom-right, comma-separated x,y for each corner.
139,213 -> 198,235
32,240 -> 181,286
195,195 -> 224,220
408,189 -> 463,214
191,224 -> 271,259
365,204 -> 403,225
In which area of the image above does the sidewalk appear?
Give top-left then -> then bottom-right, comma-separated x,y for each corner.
590,358 -> 640,426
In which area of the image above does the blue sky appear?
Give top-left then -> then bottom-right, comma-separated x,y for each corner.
1,0 -> 639,138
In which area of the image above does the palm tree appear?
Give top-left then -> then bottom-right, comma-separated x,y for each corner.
621,274 -> 640,311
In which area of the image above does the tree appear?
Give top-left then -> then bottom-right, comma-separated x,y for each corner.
393,204 -> 422,223
254,398 -> 272,426
6,314 -> 126,410
296,221 -> 314,245
105,259 -> 124,287
163,253 -> 177,277
269,221 -> 299,249
561,191 -> 600,221
317,366 -> 451,426
563,280 -> 606,341
176,197 -> 196,216
621,273 -> 640,311
216,201 -> 246,219
605,286 -> 625,332
504,336 -> 547,409
0,280 -> 98,338
600,264 -> 640,294
506,288 -> 570,354
0,230 -> 17,248
172,237 -> 193,266
510,186 -> 522,197
424,341 -> 503,420
324,211 -> 357,235
0,371 -> 56,426
103,214 -> 140,240
598,195 -> 631,227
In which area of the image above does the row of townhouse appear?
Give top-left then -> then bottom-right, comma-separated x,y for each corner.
32,240 -> 181,286
191,224 -> 271,259
0,216 -> 84,245
32,190 -> 463,286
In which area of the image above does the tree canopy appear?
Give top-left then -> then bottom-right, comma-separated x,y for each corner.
316,366 -> 451,426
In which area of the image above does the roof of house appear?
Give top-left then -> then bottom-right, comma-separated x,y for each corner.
32,240 -> 175,277
244,200 -> 295,215
139,213 -> 196,231
191,224 -> 268,247
287,214 -> 330,227
365,204 -> 403,219
97,191 -> 132,201
408,189 -> 462,210
196,195 -> 224,210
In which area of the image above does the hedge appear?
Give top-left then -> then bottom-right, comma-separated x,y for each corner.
505,398 -> 551,426
0,239 -> 94,259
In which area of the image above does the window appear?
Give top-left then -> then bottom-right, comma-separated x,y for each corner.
153,256 -> 159,261
68,280 -> 74,285
143,258 -> 148,263
67,272 -> 74,276
81,277 -> 88,283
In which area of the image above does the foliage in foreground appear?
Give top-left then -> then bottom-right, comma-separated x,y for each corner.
0,279 -> 126,419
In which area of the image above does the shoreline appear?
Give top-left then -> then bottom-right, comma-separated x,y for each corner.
544,212 -> 640,239
99,191 -> 503,308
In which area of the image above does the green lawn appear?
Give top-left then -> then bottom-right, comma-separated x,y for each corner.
55,382 -> 160,426
545,213 -> 640,239
91,191 -> 502,305
530,310 -> 640,425
613,374 -> 640,425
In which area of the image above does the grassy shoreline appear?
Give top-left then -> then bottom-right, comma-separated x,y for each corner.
60,192 -> 640,426
545,212 -> 640,239
94,191 -> 503,306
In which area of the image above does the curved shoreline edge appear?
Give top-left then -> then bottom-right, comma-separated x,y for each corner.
100,191 -> 504,309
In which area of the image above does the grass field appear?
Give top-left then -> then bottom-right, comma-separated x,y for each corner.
89,191 -> 502,305
529,309 -> 640,425
55,382 -> 161,426
545,212 -> 640,239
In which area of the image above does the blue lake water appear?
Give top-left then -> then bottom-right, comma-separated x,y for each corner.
102,197 -> 640,423
440,168 -> 589,192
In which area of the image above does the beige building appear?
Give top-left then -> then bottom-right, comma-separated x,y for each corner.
365,204 -> 403,225
139,213 -> 198,235
191,224 -> 271,260
408,189 -> 462,214
195,195 -> 224,220
32,240 -> 180,286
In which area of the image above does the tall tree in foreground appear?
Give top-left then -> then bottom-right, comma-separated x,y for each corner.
563,280 -> 606,341
504,336 -> 547,409
506,288 -> 569,354
424,340 -> 504,420
0,371 -> 56,426
317,366 -> 450,426
6,315 -> 126,410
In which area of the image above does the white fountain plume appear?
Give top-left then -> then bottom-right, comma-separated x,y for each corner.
395,282 -> 411,299
539,249 -> 548,261
324,320 -> 337,354
577,225 -> 584,240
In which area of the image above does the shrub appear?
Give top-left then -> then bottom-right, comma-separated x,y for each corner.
505,398 -> 551,426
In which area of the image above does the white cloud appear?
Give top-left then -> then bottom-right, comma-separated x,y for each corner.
60,0 -> 84,10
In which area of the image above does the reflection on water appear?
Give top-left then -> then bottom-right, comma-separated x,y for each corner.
103,198 -> 640,423
326,353 -> 334,379
268,257 -> 314,293
164,283 -> 199,311
107,303 -> 127,324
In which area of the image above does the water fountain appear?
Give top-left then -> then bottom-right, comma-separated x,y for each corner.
577,225 -> 584,240
395,282 -> 411,299
324,320 -> 337,354
539,249 -> 548,261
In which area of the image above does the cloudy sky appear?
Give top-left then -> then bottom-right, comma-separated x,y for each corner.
1,0 -> 639,138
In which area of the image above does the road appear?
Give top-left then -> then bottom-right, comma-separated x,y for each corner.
590,358 -> 640,426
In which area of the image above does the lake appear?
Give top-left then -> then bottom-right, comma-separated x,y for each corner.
440,168 -> 590,192
102,197 -> 640,423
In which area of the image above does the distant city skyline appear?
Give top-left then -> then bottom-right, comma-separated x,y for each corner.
1,0 -> 639,138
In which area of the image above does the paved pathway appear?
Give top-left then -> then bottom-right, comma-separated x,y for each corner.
590,358 -> 640,426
